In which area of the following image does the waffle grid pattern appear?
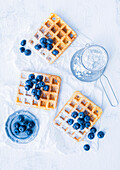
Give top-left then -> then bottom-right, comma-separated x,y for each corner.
16,71 -> 61,110
54,91 -> 102,142
28,13 -> 77,64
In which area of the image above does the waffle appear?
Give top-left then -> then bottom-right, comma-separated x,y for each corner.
28,13 -> 77,64
54,91 -> 102,142
16,71 -> 61,110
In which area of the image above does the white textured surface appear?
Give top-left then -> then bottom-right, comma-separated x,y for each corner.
0,0 -> 120,170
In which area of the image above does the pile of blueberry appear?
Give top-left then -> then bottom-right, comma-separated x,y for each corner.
67,111 -> 91,130
13,115 -> 35,136
24,74 -> 49,100
83,127 -> 105,151
35,37 -> 59,56
20,40 -> 32,56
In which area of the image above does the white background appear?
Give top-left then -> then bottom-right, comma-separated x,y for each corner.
0,0 -> 120,170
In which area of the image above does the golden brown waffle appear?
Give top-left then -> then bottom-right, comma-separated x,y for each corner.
16,71 -> 61,110
54,91 -> 102,142
28,13 -> 77,64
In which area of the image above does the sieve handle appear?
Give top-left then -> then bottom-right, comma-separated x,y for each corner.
100,74 -> 119,107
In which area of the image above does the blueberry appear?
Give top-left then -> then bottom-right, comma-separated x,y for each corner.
31,89 -> 37,95
47,44 -> 53,51
83,144 -> 90,151
19,125 -> 26,132
24,49 -> 31,56
37,89 -> 42,96
88,132 -> 95,140
85,122 -> 91,128
97,131 -> 105,139
28,74 -> 35,80
73,123 -> 80,130
41,43 -> 47,48
34,44 -> 42,50
14,122 -> 20,129
67,119 -> 74,125
77,118 -> 84,125
26,129 -> 33,135
80,124 -> 85,130
52,50 -> 59,55
38,81 -> 45,88
14,129 -> 20,135
36,75 -> 43,82
43,85 -> 49,91
25,80 -> 33,88
78,112 -> 85,119
32,79 -> 38,84
24,85 -> 31,91
20,47 -> 25,53
47,38 -> 53,44
20,40 -> 26,46
23,119 -> 29,125
40,37 -> 47,44
90,127 -> 97,133
35,84 -> 40,89
28,121 -> 35,128
71,111 -> 78,118
84,115 -> 90,122
35,95 -> 40,100
18,115 -> 24,122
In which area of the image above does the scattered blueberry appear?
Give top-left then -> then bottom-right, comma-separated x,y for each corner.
90,127 -> 97,133
37,89 -> 42,96
19,125 -> 26,132
78,112 -> 85,119
18,115 -> 24,122
26,129 -> 33,135
47,44 -> 53,51
47,38 -> 53,44
88,132 -> 95,140
77,118 -> 84,125
24,49 -> 31,56
25,80 -> 33,88
97,131 -> 105,139
28,74 -> 35,80
32,79 -> 38,84
83,144 -> 90,151
79,124 -> 85,130
38,81 -> 45,88
20,47 -> 25,53
35,84 -> 40,89
85,122 -> 91,128
14,122 -> 20,129
71,111 -> 78,118
31,89 -> 37,96
14,129 -> 20,135
73,123 -> 80,130
52,50 -> 59,55
84,115 -> 90,122
36,75 -> 43,82
35,95 -> 40,100
34,44 -> 42,50
67,119 -> 74,125
41,43 -> 47,48
43,85 -> 49,91
24,85 -> 31,91
20,40 -> 26,46
40,37 -> 47,44
28,121 -> 35,128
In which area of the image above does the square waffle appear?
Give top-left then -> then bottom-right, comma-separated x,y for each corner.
28,13 -> 77,64
16,71 -> 61,110
54,91 -> 102,142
